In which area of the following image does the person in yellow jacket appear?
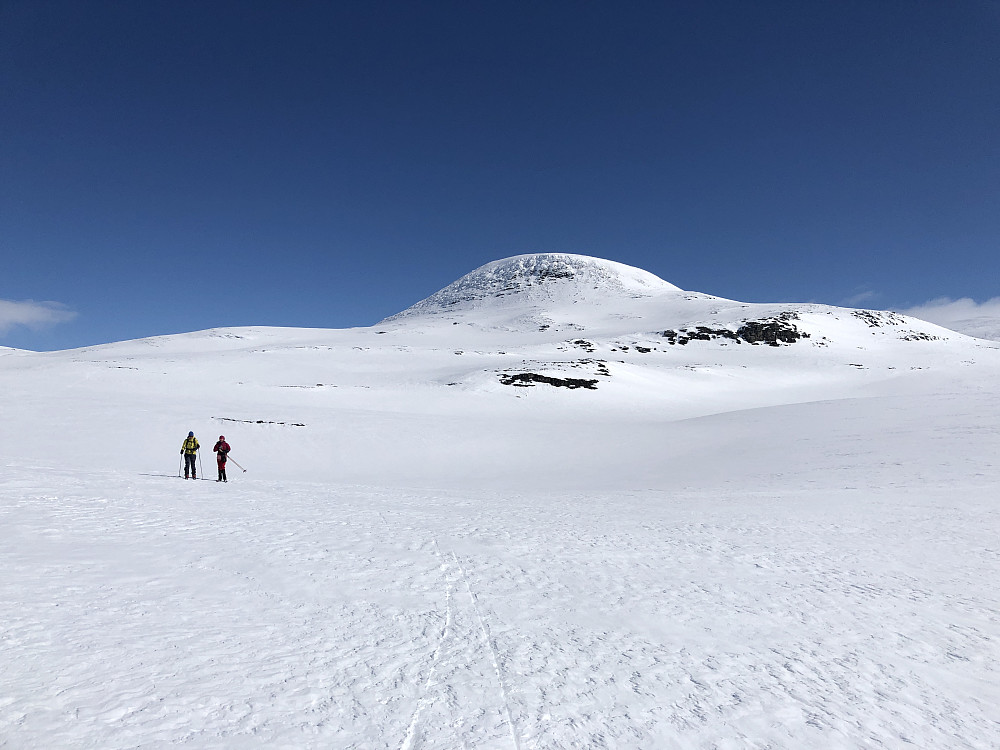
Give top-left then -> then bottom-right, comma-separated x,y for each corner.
180,431 -> 200,479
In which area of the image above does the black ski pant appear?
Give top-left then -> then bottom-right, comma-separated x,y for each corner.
184,453 -> 197,478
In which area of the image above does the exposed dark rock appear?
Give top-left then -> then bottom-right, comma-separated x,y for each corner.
584,359 -> 611,376
851,310 -> 940,340
736,320 -> 806,346
852,310 -> 906,328
499,373 -> 599,389
215,417 -> 306,427
531,267 -> 575,281
661,313 -> 809,347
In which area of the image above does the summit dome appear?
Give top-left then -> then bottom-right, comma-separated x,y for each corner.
388,253 -> 682,320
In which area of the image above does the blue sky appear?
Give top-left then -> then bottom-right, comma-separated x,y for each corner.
2,0 -> 998,351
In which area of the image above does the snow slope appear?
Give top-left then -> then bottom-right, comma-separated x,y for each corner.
915,312 -> 1000,342
2,254 -> 993,487
2,254 -> 999,748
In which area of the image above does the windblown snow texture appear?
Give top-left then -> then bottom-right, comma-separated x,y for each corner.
2,253 -> 999,748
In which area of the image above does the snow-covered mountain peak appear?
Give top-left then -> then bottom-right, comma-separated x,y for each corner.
385,253 -> 682,321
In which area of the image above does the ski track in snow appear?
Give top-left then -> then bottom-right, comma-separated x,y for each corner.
450,548 -> 521,750
2,467 -> 999,749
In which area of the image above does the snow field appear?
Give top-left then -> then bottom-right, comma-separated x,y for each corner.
2,465 -> 998,749
4,256 -> 1000,747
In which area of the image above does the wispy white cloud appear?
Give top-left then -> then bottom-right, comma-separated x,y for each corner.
0,299 -> 78,335
899,297 -> 1000,341
841,289 -> 879,307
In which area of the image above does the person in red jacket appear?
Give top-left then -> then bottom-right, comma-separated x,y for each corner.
213,436 -> 231,482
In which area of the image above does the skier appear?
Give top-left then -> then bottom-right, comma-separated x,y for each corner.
213,435 -> 231,482
180,431 -> 200,479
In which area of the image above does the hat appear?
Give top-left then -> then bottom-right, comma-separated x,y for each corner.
188,431 -> 194,437
219,435 -> 225,440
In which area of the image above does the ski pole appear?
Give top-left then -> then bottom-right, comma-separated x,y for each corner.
198,451 -> 203,478
228,455 -> 247,473
178,454 -> 183,477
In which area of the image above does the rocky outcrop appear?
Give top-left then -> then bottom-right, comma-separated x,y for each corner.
499,373 -> 600,389
852,310 -> 907,328
662,313 -> 809,347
